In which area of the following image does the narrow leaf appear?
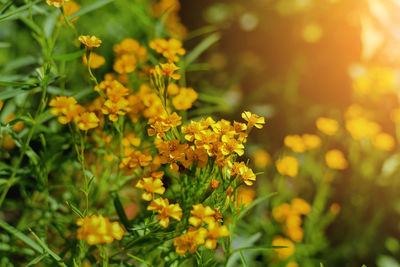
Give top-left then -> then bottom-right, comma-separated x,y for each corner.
237,192 -> 276,221
185,33 -> 220,66
0,220 -> 43,254
112,192 -> 131,231
28,228 -> 66,266
51,49 -> 86,61
68,0 -> 114,20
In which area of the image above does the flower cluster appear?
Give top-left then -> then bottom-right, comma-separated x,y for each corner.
174,204 -> 229,254
272,198 -> 311,242
76,214 -> 125,245
49,96 -> 99,130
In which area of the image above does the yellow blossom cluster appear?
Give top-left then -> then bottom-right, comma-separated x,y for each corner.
94,79 -> 131,122
174,204 -> 229,254
76,214 -> 125,245
147,197 -> 182,228
284,134 -> 321,153
49,96 -> 99,130
352,66 -> 395,98
150,38 -> 186,62
113,38 -> 147,74
272,198 -> 311,242
345,106 -> 395,151
276,156 -> 299,178
152,0 -> 187,39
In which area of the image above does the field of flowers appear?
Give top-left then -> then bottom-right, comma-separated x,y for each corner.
1,0 -> 400,266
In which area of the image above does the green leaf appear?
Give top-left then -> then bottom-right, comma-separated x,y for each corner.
112,192 -> 131,231
239,250 -> 248,267
28,228 -> 66,266
25,254 -> 49,267
51,49 -> 86,61
237,192 -> 276,221
68,0 -> 114,20
185,33 -> 220,66
0,80 -> 37,87
0,0 -> 41,22
66,201 -> 84,218
127,254 -> 153,266
0,220 -> 43,254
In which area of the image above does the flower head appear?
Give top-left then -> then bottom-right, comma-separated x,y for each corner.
77,112 -> 99,130
147,197 -> 182,228
241,111 -> 265,129
79,35 -> 102,48
325,149 -> 348,170
46,0 -> 68,8
189,204 -> 215,227
76,214 -> 124,245
276,156 -> 299,178
136,176 -> 165,201
316,117 -> 339,136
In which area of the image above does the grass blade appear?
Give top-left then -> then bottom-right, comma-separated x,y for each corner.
239,250 -> 248,267
237,192 -> 276,221
25,254 -> 48,267
185,33 -> 220,66
68,0 -> 114,20
51,49 -> 85,61
28,228 -> 67,266
0,220 -> 43,254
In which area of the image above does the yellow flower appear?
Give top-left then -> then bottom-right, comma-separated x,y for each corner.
0,100 -> 3,111
120,148 -> 152,169
6,114 -> 24,132
239,165 -> 256,186
302,134 -> 321,150
174,227 -> 207,255
49,96 -> 83,124
241,111 -> 265,129
291,198 -> 311,215
150,38 -> 186,62
252,149 -> 271,169
205,221 -> 229,250
236,187 -> 256,208
172,87 -> 198,110
272,236 -> 295,260
147,197 -> 182,228
46,0 -> 68,8
286,262 -> 299,267
189,204 -> 216,227
83,52 -> 105,69
77,112 -> 99,131
183,147 -> 208,168
122,133 -> 141,147
136,176 -> 165,201
284,135 -> 306,153
63,1 -> 80,21
76,214 -> 124,245
352,66 -> 394,97
316,117 -> 339,136
372,132 -> 395,151
156,63 -> 181,80
325,149 -> 348,170
272,203 -> 291,223
79,35 -> 102,48
113,54 -> 136,74
276,156 -> 299,178
346,117 -> 381,140
286,225 -> 304,242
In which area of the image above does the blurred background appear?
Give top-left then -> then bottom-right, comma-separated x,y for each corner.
178,0 -> 400,266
